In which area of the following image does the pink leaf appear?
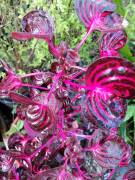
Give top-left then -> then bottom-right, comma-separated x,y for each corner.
100,30 -> 127,57
123,169 -> 135,180
12,10 -> 55,42
74,0 -> 119,32
85,57 -> 135,128
85,57 -> 135,98
86,91 -> 127,128
92,135 -> 132,169
9,92 -> 37,105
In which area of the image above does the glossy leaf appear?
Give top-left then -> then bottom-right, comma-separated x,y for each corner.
0,61 -> 22,98
85,57 -> 135,99
74,0 -> 122,32
32,69 -> 53,86
10,92 -> 61,134
86,92 -> 127,128
100,30 -> 127,57
92,135 -> 132,168
12,10 -> 54,41
58,41 -> 80,63
123,169 -> 135,180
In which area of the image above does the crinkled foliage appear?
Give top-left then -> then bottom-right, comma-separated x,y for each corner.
0,0 -> 134,179
100,30 -> 127,57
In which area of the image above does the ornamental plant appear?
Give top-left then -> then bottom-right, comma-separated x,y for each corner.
0,0 -> 135,179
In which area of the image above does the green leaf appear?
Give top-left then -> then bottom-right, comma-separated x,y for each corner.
120,45 -> 135,62
124,105 -> 135,122
4,120 -> 24,136
113,0 -> 125,16
119,121 -> 127,139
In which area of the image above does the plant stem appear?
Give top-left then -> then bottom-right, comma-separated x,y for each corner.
71,65 -> 87,71
75,25 -> 93,51
47,71 -> 63,100
20,72 -> 46,78
22,83 -> 48,91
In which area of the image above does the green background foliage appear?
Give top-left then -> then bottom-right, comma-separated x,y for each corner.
0,0 -> 135,157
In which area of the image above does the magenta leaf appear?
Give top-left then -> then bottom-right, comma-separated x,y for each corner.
123,169 -> 135,180
74,1 -> 124,50
85,57 -> 135,128
85,57 -> 135,99
12,10 -> 54,42
58,41 -> 80,64
100,30 -> 127,57
9,92 -> 37,105
92,135 -> 132,169
74,0 -> 117,32
0,61 -> 22,98
100,12 -> 123,32
0,150 -> 13,172
86,91 -> 127,128
11,92 -> 61,134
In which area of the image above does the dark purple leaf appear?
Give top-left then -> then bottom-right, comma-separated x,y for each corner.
32,69 -> 53,86
100,30 -> 127,57
85,57 -> 135,128
8,133 -> 28,152
86,91 -> 127,128
9,92 -> 37,105
0,150 -> 13,172
0,61 -> 22,98
74,0 -> 121,32
58,41 -> 80,64
85,57 -> 135,99
123,169 -> 135,180
92,135 -> 132,169
12,10 -> 54,41
14,92 -> 62,134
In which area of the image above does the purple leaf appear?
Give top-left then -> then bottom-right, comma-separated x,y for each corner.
85,57 -> 135,128
12,10 -> 54,41
32,69 -> 53,86
86,91 -> 127,128
123,169 -> 135,180
85,57 -> 135,99
0,61 -> 22,98
0,150 -> 13,173
58,41 -> 80,64
15,92 -> 62,134
100,12 -> 123,32
100,30 -> 127,57
92,135 -> 132,169
9,92 -> 37,105
8,133 -> 28,152
74,0 -> 119,32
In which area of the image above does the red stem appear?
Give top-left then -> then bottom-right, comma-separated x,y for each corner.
75,25 -> 94,51
22,83 -> 48,91
20,72 -> 46,78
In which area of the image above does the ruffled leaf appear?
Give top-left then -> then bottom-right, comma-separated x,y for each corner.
0,61 -> 22,98
74,0 -> 120,32
12,10 -> 54,41
123,169 -> 135,180
100,30 -> 127,57
92,135 -> 132,168
85,57 -> 135,99
86,91 -> 127,128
